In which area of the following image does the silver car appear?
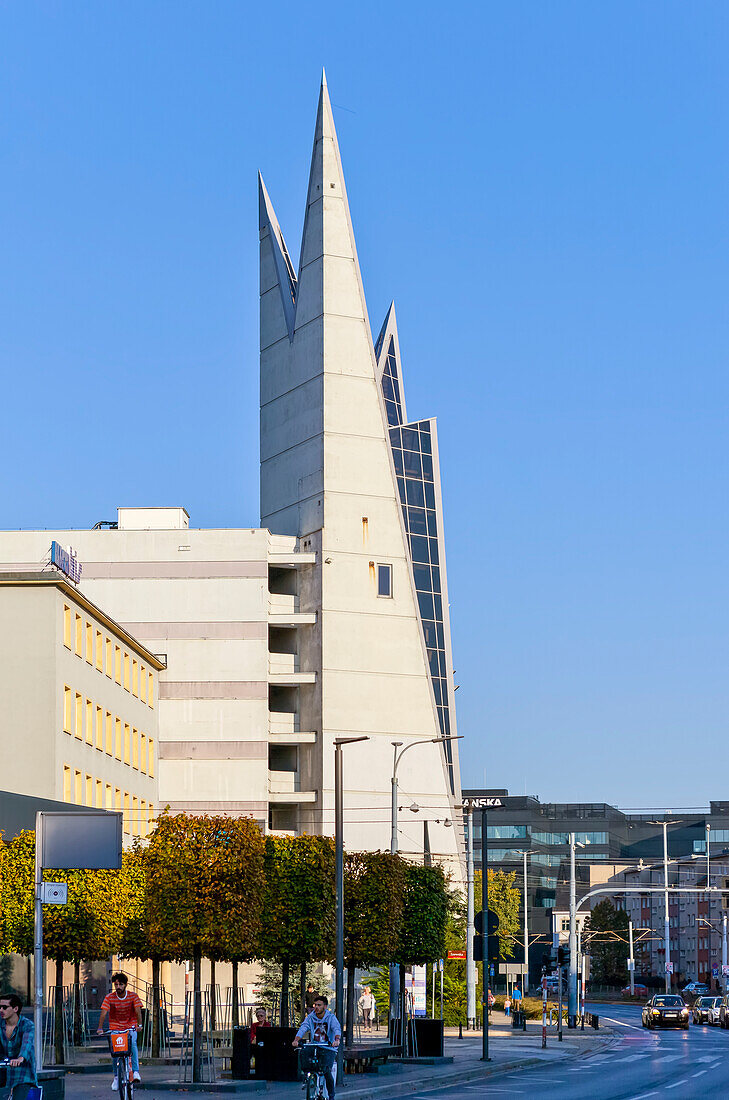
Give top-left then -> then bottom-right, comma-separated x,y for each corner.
692,995 -> 722,1025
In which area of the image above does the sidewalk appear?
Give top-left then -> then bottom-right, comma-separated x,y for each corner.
61,1014 -> 616,1100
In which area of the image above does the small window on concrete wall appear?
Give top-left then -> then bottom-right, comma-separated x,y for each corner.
377,563 -> 392,598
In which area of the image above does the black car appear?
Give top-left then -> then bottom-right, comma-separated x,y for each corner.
642,994 -> 690,1029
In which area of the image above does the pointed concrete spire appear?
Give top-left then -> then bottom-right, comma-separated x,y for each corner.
374,301 -> 397,366
259,172 -> 296,342
374,301 -> 407,424
295,73 -> 373,350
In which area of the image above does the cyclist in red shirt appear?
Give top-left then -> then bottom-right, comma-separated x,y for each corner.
97,973 -> 143,1089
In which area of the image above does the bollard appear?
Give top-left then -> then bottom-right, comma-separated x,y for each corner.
458,1023 -> 462,1039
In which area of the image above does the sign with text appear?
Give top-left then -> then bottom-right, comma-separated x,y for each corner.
405,966 -> 427,1017
447,951 -> 467,960
50,541 -> 82,584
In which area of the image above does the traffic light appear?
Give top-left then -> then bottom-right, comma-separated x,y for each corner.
557,944 -> 570,968
474,910 -> 500,963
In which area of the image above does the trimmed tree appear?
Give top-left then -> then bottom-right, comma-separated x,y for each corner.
343,852 -> 406,1038
259,835 -> 336,1026
144,814 -> 265,1081
584,900 -> 629,986
0,830 -> 131,1064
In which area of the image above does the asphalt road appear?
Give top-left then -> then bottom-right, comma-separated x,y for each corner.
410,1003 -> 729,1099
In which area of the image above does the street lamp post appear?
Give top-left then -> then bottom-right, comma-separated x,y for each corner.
647,820 -> 679,993
662,823 -> 671,992
568,833 -> 578,1027
335,735 -> 369,1075
523,850 -> 529,999
389,735 -> 462,1025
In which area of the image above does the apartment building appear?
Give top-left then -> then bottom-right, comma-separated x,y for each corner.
0,571 -> 162,841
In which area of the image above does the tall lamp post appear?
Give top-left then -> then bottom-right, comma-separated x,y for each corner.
335,735 -> 369,1078
648,820 -> 681,993
389,735 -> 461,1023
568,833 -> 586,1027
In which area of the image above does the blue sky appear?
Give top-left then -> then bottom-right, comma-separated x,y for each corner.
2,2 -> 728,807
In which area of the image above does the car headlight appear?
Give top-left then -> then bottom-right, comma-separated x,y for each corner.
652,1010 -> 660,1015
682,1009 -> 689,1016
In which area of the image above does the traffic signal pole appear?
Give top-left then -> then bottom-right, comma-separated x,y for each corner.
481,808 -> 490,1062
466,808 -> 476,1027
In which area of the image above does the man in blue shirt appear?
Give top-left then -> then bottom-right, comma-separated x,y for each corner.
293,995 -> 341,1100
0,994 -> 37,1100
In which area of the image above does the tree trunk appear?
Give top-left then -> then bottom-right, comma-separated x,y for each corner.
192,950 -> 203,1083
73,960 -> 82,1045
54,957 -> 64,1066
299,963 -> 306,1022
151,957 -> 161,1059
280,960 -> 290,1028
210,960 -> 216,1032
231,961 -> 239,1029
345,964 -> 356,1046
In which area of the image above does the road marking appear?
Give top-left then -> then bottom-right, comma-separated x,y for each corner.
692,1070 -> 708,1078
599,1016 -> 644,1030
665,1080 -> 688,1090
631,1093 -> 657,1099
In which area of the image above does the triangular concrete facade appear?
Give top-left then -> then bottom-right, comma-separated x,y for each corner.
259,77 -> 461,869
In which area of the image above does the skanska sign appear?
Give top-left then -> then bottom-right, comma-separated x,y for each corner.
462,796 -> 504,809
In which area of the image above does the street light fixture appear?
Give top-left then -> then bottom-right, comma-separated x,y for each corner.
388,735 -> 462,1025
334,736 -> 369,1073
648,820 -> 683,992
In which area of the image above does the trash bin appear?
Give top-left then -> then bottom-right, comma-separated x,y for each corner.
231,1026 -> 251,1079
412,1019 -> 444,1057
253,1026 -> 299,1081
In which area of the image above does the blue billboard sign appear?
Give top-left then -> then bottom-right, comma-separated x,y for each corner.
50,541 -> 82,584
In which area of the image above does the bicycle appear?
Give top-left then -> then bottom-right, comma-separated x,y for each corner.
298,1042 -> 337,1100
102,1029 -> 136,1100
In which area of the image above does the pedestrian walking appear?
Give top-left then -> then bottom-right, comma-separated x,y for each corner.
358,987 -> 375,1032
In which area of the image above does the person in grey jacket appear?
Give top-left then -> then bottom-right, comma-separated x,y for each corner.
292,995 -> 341,1100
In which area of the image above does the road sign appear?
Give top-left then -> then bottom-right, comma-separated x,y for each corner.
499,963 -> 528,974
713,967 -> 719,978
448,951 -> 467,960
41,882 -> 67,905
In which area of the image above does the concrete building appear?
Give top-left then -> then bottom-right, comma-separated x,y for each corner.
258,72 -> 461,860
0,76 -> 462,866
0,571 -> 162,841
602,855 -> 729,989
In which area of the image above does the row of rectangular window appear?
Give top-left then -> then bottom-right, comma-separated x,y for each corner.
62,686 -> 155,776
63,605 -> 154,708
62,765 -> 153,837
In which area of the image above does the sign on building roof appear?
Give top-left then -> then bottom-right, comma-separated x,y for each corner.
50,541 -> 82,584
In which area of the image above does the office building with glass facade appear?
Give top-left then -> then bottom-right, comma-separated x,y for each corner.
463,789 -> 729,987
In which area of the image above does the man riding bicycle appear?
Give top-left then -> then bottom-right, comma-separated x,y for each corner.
292,995 -> 341,1100
97,973 -> 142,1089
